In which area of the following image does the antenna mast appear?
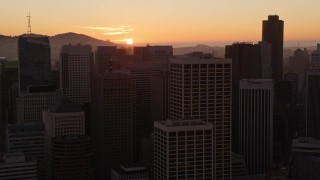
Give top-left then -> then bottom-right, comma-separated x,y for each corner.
27,12 -> 31,34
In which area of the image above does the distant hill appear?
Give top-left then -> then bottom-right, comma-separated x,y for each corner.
0,32 -> 115,63
173,44 -> 225,57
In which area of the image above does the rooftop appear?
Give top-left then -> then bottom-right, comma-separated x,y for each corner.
170,56 -> 231,64
50,97 -> 82,113
112,164 -> 148,176
7,123 -> 45,137
292,137 -> 320,153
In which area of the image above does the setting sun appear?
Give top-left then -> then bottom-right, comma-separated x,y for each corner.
126,38 -> 134,45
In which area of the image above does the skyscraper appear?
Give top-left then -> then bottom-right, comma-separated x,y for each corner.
0,60 -> 18,126
239,79 -> 274,174
60,44 -> 94,105
151,71 -> 169,122
92,72 -> 136,179
310,44 -> 320,69
42,97 -> 86,179
18,35 -> 51,93
306,70 -> 320,139
225,42 -> 271,152
154,119 -> 214,180
133,45 -> 173,71
119,61 -> 163,140
288,48 -> 310,76
169,56 -> 232,180
262,15 -> 284,81
94,46 -> 118,74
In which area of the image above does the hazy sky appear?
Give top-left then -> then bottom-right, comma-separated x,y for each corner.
1,0 -> 320,45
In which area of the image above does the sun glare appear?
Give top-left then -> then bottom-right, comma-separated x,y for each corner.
126,38 -> 134,45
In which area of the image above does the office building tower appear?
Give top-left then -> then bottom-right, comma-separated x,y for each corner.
8,82 -> 19,124
17,86 -> 61,123
60,44 -> 94,105
92,72 -> 135,179
119,61 -> 162,139
0,60 -> 18,126
310,44 -> 320,69
262,15 -> 284,81
0,153 -> 38,180
43,97 -> 85,139
111,165 -> 149,180
169,57 -> 232,180
5,123 -> 46,178
225,43 -> 263,80
133,45 -> 173,71
18,35 -> 51,93
273,80 -> 293,163
43,97 -> 86,179
225,42 -> 271,153
94,46 -> 118,74
306,70 -> 320,139
288,48 -> 310,75
154,119 -> 213,180
284,73 -> 299,103
239,79 -> 274,174
52,136 -> 94,180
152,71 -> 169,122
290,138 -> 320,180
259,41 -> 272,79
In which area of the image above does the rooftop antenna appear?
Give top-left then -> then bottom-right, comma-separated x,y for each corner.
27,12 -> 31,34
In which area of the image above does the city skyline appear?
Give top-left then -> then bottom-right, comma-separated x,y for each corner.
1,0 -> 320,46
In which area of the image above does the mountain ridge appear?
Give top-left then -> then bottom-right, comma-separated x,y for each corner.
0,32 -> 115,62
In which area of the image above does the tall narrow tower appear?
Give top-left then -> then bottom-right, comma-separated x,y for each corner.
262,15 -> 284,81
59,44 -> 94,105
27,12 -> 31,34
239,79 -> 274,174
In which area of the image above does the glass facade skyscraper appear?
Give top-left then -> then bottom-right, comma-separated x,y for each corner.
18,34 -> 51,93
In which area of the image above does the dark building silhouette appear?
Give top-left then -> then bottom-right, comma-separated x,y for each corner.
225,43 -> 270,153
18,34 -> 51,93
7,82 -> 19,124
0,60 -> 18,125
262,15 -> 284,81
288,48 -> 310,76
151,71 -> 169,122
133,45 -> 173,70
59,44 -> 94,105
232,153 -> 247,178
52,136 -> 94,180
92,72 -> 136,179
273,80 -> 293,163
94,46 -> 118,74
118,61 -> 162,141
306,71 -> 320,139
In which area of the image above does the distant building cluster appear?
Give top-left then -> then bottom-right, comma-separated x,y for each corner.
0,14 -> 320,180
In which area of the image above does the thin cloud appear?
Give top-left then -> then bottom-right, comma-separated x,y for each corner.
83,26 -> 134,36
103,32 -> 130,35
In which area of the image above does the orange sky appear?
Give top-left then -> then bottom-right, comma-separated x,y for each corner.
1,0 -> 320,45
